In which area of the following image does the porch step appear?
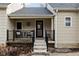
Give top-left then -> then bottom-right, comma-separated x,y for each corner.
35,38 -> 45,40
32,52 -> 49,56
34,43 -> 46,46
34,46 -> 46,49
35,40 -> 45,43
34,48 -> 47,50
32,38 -> 47,56
34,50 -> 47,52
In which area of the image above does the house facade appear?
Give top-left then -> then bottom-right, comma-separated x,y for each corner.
0,3 -> 79,49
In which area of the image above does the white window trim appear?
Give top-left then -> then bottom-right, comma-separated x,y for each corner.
64,16 -> 72,27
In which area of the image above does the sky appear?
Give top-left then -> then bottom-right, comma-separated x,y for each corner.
25,3 -> 46,7
0,0 -> 79,3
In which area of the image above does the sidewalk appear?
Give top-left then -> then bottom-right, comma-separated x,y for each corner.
49,52 -> 79,56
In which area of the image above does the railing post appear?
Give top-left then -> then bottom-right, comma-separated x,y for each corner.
7,30 -> 9,41
53,30 -> 55,41
45,30 -> 48,51
46,32 -> 48,51
32,30 -> 35,51
13,30 -> 15,41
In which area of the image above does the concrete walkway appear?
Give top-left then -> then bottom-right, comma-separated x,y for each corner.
49,52 -> 79,56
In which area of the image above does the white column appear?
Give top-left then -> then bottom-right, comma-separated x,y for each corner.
51,18 -> 53,40
0,9 -> 8,46
54,12 -> 58,48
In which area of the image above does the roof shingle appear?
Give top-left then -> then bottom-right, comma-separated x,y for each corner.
8,7 -> 53,17
49,3 -> 79,8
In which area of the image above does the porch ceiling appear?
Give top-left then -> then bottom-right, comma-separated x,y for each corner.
8,7 -> 54,18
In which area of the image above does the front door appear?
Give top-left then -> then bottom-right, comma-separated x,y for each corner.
16,22 -> 22,29
16,22 -> 22,38
36,21 -> 43,37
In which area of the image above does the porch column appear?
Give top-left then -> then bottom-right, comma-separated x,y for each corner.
54,11 -> 58,48
51,18 -> 53,40
51,16 -> 57,48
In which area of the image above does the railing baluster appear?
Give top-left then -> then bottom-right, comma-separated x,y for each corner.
13,30 -> 15,41
32,30 -> 35,51
53,30 -> 55,41
7,30 -> 9,41
45,30 -> 48,51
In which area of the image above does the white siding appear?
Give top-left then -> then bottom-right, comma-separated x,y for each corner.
55,11 -> 79,48
0,9 -> 7,43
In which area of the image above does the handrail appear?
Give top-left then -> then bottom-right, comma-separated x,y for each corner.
45,30 -> 55,51
7,30 -> 9,41
32,30 -> 35,51
45,30 -> 48,51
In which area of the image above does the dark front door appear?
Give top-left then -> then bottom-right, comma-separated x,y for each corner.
16,22 -> 22,29
16,22 -> 22,38
36,21 -> 43,37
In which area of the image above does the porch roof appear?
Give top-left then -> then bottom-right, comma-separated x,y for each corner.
8,7 -> 53,17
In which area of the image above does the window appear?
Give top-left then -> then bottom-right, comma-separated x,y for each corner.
65,17 -> 72,27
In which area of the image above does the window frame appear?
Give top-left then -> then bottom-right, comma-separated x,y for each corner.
64,16 -> 72,27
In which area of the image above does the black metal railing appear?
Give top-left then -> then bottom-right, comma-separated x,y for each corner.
7,30 -> 35,48
45,30 -> 55,51
32,30 -> 35,51
45,30 -> 48,51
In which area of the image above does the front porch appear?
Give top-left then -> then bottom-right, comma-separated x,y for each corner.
6,7 -> 55,54
7,18 -> 55,51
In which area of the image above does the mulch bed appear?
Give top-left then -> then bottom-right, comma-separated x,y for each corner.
0,45 -> 32,56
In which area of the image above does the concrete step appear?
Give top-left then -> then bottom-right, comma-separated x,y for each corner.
36,38 -> 45,40
35,40 -> 45,42
34,42 -> 45,44
32,38 -> 47,56
34,43 -> 46,46
34,49 -> 47,53
34,45 -> 46,47
32,52 -> 49,56
34,41 -> 45,43
34,46 -> 47,49
34,48 -> 47,50
35,42 -> 45,43
35,42 -> 46,44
